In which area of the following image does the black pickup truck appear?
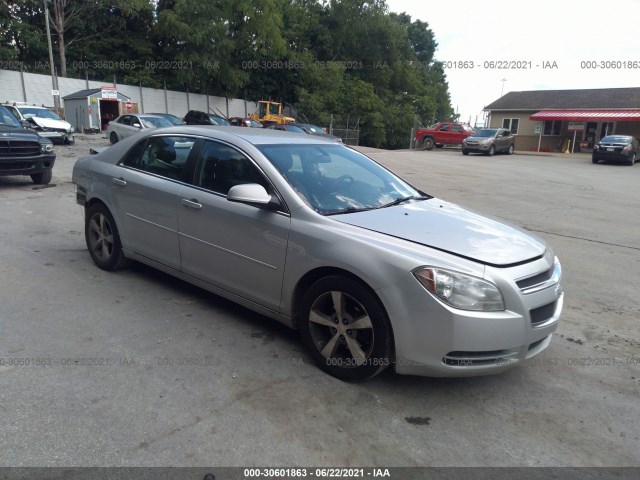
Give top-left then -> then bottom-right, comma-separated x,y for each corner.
0,104 -> 56,184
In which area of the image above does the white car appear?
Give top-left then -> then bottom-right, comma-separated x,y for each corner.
106,114 -> 173,144
4,104 -> 75,144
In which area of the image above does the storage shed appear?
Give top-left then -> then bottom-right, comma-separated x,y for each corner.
63,87 -> 137,132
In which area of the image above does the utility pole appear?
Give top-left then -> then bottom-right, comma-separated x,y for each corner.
43,0 -> 60,114
500,78 -> 507,97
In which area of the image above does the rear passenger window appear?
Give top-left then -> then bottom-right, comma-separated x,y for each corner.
121,139 -> 147,167
123,136 -> 196,181
194,140 -> 270,195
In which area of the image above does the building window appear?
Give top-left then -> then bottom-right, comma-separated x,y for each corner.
543,120 -> 562,136
502,118 -> 519,134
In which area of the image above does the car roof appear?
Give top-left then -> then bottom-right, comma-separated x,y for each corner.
147,125 -> 333,145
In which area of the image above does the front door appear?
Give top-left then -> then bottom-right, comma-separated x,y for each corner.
178,139 -> 290,311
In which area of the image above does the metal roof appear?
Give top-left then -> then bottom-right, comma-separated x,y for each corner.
485,88 -> 640,111
63,88 -> 131,100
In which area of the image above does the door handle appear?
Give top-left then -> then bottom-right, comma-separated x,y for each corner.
112,177 -> 127,186
181,198 -> 203,210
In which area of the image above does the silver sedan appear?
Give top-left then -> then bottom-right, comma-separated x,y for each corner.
72,126 -> 563,381
106,114 -> 173,144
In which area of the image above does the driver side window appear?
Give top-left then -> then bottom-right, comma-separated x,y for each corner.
194,140 -> 270,196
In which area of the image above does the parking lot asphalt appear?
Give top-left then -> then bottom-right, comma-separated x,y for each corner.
0,135 -> 638,467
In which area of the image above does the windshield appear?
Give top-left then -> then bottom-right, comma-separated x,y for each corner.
140,116 -> 173,128
0,106 -> 21,127
305,124 -> 326,134
247,119 -> 263,127
162,114 -> 185,125
268,103 -> 281,115
474,129 -> 498,137
209,115 -> 231,126
19,107 -> 61,120
259,144 -> 423,215
286,125 -> 305,133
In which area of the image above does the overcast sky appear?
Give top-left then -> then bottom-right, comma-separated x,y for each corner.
386,0 -> 640,125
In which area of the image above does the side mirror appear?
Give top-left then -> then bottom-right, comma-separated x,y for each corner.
227,183 -> 274,207
21,120 -> 32,128
132,123 -> 141,129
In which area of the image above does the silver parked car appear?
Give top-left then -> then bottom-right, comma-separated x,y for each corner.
462,128 -> 515,156
106,114 -> 173,144
72,127 -> 563,381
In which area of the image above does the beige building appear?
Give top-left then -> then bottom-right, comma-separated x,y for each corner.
484,88 -> 640,152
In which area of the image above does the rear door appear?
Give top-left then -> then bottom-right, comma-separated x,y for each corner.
111,135 -> 199,270
178,139 -> 290,311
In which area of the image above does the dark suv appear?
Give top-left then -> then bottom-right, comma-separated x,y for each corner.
0,105 -> 56,184
183,110 -> 230,126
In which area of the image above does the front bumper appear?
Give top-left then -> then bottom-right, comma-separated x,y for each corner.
37,130 -> 70,142
592,150 -> 633,162
0,153 -> 56,176
378,253 -> 563,376
463,142 -> 492,152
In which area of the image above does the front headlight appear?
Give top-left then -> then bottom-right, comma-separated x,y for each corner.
413,267 -> 505,311
40,143 -> 53,153
68,127 -> 75,133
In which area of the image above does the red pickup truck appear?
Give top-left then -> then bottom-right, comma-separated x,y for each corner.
415,122 -> 475,150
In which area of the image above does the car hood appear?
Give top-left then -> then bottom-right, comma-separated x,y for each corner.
0,125 -> 41,141
29,116 -> 71,130
465,135 -> 494,141
334,199 -> 545,266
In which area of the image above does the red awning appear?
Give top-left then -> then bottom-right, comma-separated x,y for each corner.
529,110 -> 640,122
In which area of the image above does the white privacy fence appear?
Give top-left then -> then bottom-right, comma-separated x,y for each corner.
0,69 -> 258,119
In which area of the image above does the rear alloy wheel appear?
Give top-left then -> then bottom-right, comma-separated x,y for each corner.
507,144 -> 514,155
299,276 -> 392,382
422,137 -> 434,150
487,144 -> 496,156
85,203 -> 128,271
30,169 -> 52,185
110,132 -> 119,144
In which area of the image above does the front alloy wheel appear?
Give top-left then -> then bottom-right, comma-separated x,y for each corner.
487,144 -> 496,156
299,276 -> 392,381
85,203 -> 128,271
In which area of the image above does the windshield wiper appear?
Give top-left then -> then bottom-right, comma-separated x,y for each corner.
324,195 -> 430,216
379,195 -> 429,209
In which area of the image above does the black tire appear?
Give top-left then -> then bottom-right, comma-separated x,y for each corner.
507,144 -> 514,155
299,276 -> 392,382
592,157 -> 599,164
65,134 -> 75,145
30,169 -> 52,185
462,149 -> 469,155
628,153 -> 636,166
487,144 -> 496,157
422,137 -> 434,150
110,132 -> 119,144
85,203 -> 128,271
